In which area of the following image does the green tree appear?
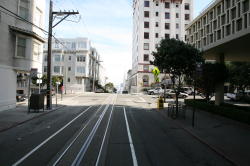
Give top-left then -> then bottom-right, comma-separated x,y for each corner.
197,63 -> 228,102
152,38 -> 204,116
105,82 -> 114,92
228,62 -> 250,93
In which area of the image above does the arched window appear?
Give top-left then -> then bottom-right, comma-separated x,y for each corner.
142,75 -> 149,87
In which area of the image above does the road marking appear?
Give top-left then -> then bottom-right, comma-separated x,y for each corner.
123,107 -> 138,166
52,96 -> 113,166
95,94 -> 117,166
139,97 -> 146,103
71,95 -> 115,166
12,95 -> 112,166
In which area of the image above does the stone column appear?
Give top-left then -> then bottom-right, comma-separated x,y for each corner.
215,54 -> 225,106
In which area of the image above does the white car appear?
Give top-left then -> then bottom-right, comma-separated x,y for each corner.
165,90 -> 189,98
147,87 -> 164,95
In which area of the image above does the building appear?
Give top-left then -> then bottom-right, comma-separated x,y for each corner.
43,38 -> 104,93
186,0 -> 250,105
131,0 -> 193,93
0,0 -> 45,111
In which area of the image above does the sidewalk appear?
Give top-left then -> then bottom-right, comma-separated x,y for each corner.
160,105 -> 250,166
0,94 -> 77,133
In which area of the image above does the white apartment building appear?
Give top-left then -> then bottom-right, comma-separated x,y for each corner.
0,0 -> 45,111
131,0 -> 193,93
43,38 -> 104,93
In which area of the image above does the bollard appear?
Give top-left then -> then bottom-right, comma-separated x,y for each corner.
157,96 -> 164,109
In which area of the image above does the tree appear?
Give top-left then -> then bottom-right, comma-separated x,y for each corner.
228,62 -> 250,93
152,38 -> 204,116
105,82 -> 114,92
196,63 -> 228,102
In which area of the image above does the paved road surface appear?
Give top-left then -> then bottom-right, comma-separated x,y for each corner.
0,93 -> 234,166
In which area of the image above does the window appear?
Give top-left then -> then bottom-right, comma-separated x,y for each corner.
33,42 -> 40,60
185,14 -> 190,20
144,54 -> 149,61
72,42 -> 76,49
77,66 -> 85,74
165,34 -> 170,39
144,22 -> 149,28
68,78 -> 70,82
176,4 -> 179,8
144,11 -> 149,17
156,1 -> 159,6
19,0 -> 29,20
165,2 -> 170,8
68,67 -> 71,71
54,55 -> 61,62
77,55 -> 85,62
144,32 -> 149,39
16,37 -> 26,57
34,7 -> 42,27
69,56 -> 71,61
144,1 -> 150,7
176,23 -> 179,29
156,12 -> 159,16
144,43 -> 149,50
243,0 -> 249,13
165,23 -> 170,29
77,78 -> 82,84
176,13 -> 179,18
142,75 -> 149,86
155,22 -> 159,27
143,65 -> 149,72
78,42 -> 87,49
54,66 -> 60,73
44,55 -> 47,62
165,12 -> 170,19
185,3 -> 190,10
44,66 -> 47,73
155,33 -> 159,38
176,34 -> 179,39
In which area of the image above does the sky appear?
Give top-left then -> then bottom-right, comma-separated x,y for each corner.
45,0 -> 213,86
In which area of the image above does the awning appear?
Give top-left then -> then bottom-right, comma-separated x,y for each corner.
9,25 -> 46,43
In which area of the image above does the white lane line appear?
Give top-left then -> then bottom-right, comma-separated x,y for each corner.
52,96 -> 113,166
139,97 -> 146,102
95,94 -> 117,166
123,107 -> 138,166
72,95 -> 115,166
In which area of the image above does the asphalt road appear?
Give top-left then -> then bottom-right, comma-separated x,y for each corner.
0,93 -> 234,166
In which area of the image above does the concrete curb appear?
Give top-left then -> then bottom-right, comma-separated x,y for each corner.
0,105 -> 66,133
157,110 -> 240,166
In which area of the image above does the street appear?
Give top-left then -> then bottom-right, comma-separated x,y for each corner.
0,93 -> 236,166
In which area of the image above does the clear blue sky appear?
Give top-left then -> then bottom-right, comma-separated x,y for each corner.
45,0 -> 213,85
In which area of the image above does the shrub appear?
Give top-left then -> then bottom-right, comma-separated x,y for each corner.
185,99 -> 250,125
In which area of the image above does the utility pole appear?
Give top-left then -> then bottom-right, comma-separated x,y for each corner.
46,0 -> 79,110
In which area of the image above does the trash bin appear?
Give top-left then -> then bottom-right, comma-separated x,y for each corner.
157,96 -> 164,109
29,93 -> 45,112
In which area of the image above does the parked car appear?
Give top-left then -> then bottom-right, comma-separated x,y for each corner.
147,87 -> 164,95
164,89 -> 189,98
227,90 -> 250,101
16,93 -> 26,102
180,87 -> 194,95
122,90 -> 129,94
95,89 -> 105,93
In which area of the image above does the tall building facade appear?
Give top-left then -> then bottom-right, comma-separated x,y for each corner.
0,0 -> 45,111
43,38 -> 105,93
131,0 -> 193,93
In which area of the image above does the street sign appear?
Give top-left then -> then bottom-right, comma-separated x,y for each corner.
37,79 -> 42,84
